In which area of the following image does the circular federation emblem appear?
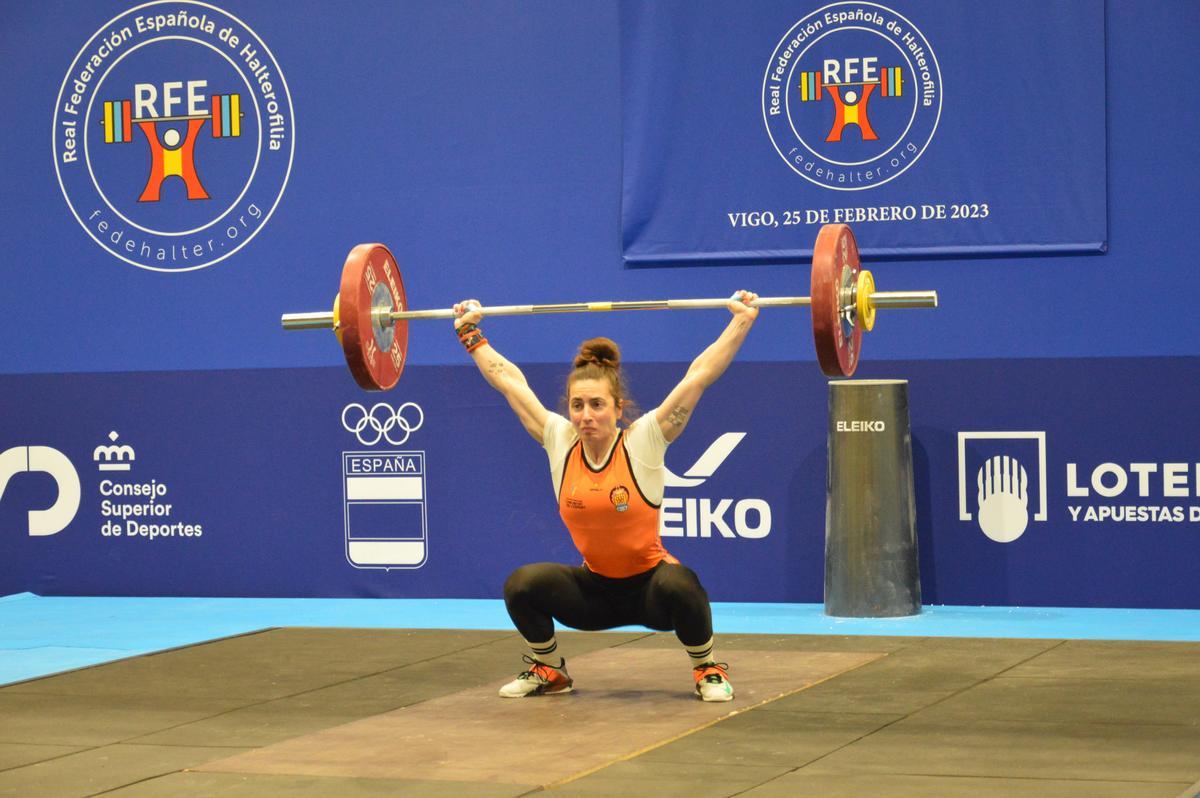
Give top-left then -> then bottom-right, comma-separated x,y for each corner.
52,1 -> 294,271
762,2 -> 941,191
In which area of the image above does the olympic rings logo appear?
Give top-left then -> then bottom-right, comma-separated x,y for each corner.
341,402 -> 425,446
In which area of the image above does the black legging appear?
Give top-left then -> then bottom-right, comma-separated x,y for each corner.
503,561 -> 714,647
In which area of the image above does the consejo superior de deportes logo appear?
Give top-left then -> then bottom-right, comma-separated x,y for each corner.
762,1 -> 942,190
52,1 -> 294,271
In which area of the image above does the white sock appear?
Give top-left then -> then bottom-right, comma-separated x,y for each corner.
684,637 -> 715,667
526,637 -> 561,667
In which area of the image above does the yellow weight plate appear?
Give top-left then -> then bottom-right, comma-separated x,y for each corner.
856,269 -> 876,332
333,293 -> 343,346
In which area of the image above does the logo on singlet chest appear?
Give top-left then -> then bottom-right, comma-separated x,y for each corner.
610,485 -> 630,512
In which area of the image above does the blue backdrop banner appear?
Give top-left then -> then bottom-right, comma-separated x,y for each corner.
3,357 -> 1199,609
620,0 -> 1107,264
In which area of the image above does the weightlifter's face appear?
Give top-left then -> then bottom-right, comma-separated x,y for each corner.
568,378 -> 622,443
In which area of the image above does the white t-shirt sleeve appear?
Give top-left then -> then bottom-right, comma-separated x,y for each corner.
543,413 -> 577,498
624,415 -> 668,506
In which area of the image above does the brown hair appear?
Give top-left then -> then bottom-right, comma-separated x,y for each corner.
564,337 -> 639,421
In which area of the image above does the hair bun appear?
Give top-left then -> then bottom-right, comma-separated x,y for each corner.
574,337 -> 621,370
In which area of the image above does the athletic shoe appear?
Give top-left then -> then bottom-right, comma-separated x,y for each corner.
693,662 -> 734,702
498,655 -> 574,698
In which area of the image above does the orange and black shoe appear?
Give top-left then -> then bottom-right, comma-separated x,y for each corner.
498,654 -> 574,698
693,661 -> 733,702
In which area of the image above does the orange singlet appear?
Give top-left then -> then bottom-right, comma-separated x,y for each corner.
557,430 -> 678,578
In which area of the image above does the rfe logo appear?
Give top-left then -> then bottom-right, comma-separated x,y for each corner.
53,2 -> 294,271
102,79 -> 241,203
804,57 -> 904,143
762,2 -> 942,190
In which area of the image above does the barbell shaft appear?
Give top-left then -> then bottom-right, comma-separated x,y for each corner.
101,113 -> 223,124
279,290 -> 938,330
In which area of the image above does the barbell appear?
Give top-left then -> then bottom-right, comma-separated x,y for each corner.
280,223 -> 938,391
101,94 -> 244,143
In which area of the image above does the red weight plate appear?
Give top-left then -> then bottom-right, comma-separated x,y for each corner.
337,244 -> 409,391
810,224 -> 862,377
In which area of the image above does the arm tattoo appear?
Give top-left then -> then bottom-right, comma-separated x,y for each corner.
666,405 -> 690,428
486,359 -> 507,377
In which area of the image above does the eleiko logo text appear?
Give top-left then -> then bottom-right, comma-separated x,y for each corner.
662,432 -> 771,539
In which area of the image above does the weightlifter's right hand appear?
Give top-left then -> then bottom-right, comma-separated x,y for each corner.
452,299 -> 483,331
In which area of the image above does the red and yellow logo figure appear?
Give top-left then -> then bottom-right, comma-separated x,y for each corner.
100,82 -> 243,202
798,59 -> 903,142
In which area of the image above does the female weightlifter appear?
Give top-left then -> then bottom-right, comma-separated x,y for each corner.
452,290 -> 758,701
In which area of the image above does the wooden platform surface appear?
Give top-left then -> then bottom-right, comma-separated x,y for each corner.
198,647 -> 879,786
2,629 -> 1199,797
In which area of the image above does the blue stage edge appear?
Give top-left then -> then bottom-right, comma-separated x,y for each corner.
3,592 -> 1199,686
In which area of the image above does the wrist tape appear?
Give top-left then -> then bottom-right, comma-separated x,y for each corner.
456,322 -> 487,353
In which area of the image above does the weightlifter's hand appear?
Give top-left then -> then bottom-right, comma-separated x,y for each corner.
452,299 -> 483,331
728,290 -> 759,321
